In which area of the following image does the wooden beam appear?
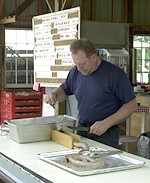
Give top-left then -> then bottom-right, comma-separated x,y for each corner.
91,0 -> 96,20
36,78 -> 65,83
10,0 -> 35,16
0,0 -> 4,17
38,0 -> 45,15
0,15 -> 16,24
124,0 -> 133,23
46,0 -> 53,13
51,65 -> 73,71
128,0 -> 133,23
16,16 -> 32,22
55,0 -> 59,11
81,0 -> 89,20
61,0 -> 74,10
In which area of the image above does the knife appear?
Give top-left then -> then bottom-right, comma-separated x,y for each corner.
67,126 -> 90,131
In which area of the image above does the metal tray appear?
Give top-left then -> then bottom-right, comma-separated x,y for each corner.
37,147 -> 145,176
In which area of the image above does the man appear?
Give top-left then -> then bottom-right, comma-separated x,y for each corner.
45,38 -> 137,148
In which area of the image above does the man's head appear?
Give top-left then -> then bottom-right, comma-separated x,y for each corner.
70,38 -> 101,75
70,38 -> 99,57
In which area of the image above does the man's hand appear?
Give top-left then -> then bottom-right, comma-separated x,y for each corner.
89,121 -> 110,136
44,92 -> 57,108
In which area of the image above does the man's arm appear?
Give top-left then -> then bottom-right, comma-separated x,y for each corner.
44,86 -> 67,106
90,98 -> 137,136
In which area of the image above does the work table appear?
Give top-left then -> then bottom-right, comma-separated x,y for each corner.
0,134 -> 150,183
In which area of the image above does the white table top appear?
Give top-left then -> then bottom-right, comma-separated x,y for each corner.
0,134 -> 150,183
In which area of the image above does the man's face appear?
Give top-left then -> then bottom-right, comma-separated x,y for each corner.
72,50 -> 96,75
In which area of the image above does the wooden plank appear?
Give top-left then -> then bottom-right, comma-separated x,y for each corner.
54,39 -> 75,46
53,34 -> 60,40
55,59 -> 62,65
0,16 -> 16,24
16,16 -> 32,22
64,131 -> 81,143
36,78 -> 65,83
51,28 -> 57,34
51,130 -> 73,148
68,11 -> 79,19
51,65 -> 73,71
34,19 -> 42,25
51,130 -> 81,149
52,72 -> 57,77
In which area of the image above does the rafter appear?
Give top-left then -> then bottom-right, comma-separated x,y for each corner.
0,15 -> 16,24
61,0 -> 74,10
9,0 -> 35,16
45,0 -> 53,13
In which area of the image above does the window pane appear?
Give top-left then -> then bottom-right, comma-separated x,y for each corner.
28,58 -> 34,70
28,71 -> 34,84
6,57 -> 15,70
17,57 -> 26,70
145,48 -> 150,60
6,72 -> 16,84
17,72 -> 26,84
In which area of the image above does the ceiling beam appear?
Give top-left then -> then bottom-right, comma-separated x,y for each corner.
38,0 -> 45,15
0,15 -> 16,24
10,0 -> 35,16
81,0 -> 89,20
61,0 -> 74,10
55,0 -> 59,11
124,0 -> 133,23
16,16 -> 32,22
46,0 -> 53,13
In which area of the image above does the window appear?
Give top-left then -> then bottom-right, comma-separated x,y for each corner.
133,35 -> 150,83
5,29 -> 34,88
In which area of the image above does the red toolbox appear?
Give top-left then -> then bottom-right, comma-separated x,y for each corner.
1,91 -> 43,123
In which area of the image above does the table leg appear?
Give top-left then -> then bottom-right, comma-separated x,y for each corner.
141,112 -> 146,133
126,117 -> 131,136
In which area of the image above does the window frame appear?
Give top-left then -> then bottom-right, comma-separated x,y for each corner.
5,28 -> 34,88
133,35 -> 150,83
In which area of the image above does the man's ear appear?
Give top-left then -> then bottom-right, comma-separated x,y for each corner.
91,53 -> 97,61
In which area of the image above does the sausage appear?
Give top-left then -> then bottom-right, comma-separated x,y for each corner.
66,154 -> 105,168
73,141 -> 90,150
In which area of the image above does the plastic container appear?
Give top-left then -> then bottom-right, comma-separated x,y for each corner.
1,91 -> 43,123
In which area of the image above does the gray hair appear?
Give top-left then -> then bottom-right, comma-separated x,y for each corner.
70,38 -> 99,58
